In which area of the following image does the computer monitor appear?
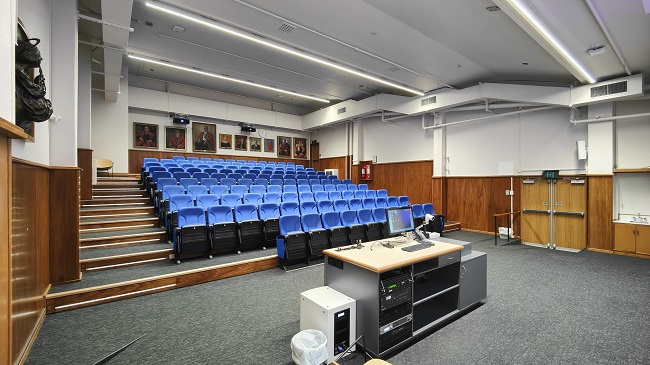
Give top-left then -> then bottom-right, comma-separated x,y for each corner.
385,206 -> 415,236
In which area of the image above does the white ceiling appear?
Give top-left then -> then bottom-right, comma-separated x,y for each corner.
80,0 -> 650,115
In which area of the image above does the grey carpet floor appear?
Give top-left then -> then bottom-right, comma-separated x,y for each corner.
28,231 -> 650,364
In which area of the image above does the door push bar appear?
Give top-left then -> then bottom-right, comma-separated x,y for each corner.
523,209 -> 551,214
553,211 -> 585,217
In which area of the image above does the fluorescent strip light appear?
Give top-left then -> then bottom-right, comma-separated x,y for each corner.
506,0 -> 596,83
145,0 -> 424,96
129,54 -> 330,103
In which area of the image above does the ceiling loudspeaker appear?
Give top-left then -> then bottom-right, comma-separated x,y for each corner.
577,140 -> 587,160
240,126 -> 256,132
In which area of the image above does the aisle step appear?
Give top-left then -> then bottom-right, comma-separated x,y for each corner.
93,182 -> 141,189
80,229 -> 166,249
81,197 -> 150,206
79,216 -> 160,232
80,206 -> 155,217
80,249 -> 173,272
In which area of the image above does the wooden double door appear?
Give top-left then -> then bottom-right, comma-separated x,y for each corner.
521,178 -> 587,250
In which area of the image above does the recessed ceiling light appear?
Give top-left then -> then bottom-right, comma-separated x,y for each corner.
150,68 -> 154,71
172,25 -> 185,33
486,6 -> 501,12
370,32 -> 377,36
522,62 -> 529,65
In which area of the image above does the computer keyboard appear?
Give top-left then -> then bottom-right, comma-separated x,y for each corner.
401,242 -> 434,252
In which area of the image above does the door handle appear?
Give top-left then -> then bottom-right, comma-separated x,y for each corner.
523,209 -> 550,214
553,211 -> 584,217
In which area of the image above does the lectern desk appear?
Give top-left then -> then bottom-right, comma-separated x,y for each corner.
324,238 -> 467,357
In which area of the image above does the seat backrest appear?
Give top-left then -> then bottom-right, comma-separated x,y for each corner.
243,173 -> 257,180
348,198 -> 362,210
207,205 -> 234,224
372,207 -> 387,223
282,192 -> 299,202
398,196 -> 411,207
301,213 -> 324,232
280,201 -> 300,216
162,185 -> 184,200
187,185 -> 208,199
157,178 -> 178,190
324,184 -> 336,192
253,178 -> 268,187
331,179 -> 341,185
243,193 -> 263,206
336,184 -> 347,192
387,196 -> 399,207
309,179 -> 321,186
329,191 -> 342,200
196,194 -> 219,209
314,191 -> 329,202
267,184 -> 282,193
186,167 -> 201,174
422,203 -> 435,216
377,189 -> 388,198
340,210 -> 360,227
354,190 -> 366,199
333,199 -> 349,212
177,206 -> 206,226
321,211 -> 342,229
258,203 -> 280,220
269,179 -> 283,186
299,201 -> 318,215
238,178 -> 253,187
230,185 -> 248,198
209,184 -> 229,198
347,184 -> 358,191
283,185 -> 298,193
152,171 -> 172,183
342,190 -> 354,200
362,198 -> 376,209
249,185 -> 266,195
279,215 -> 303,235
220,178 -> 236,187
357,208 -> 373,224
358,184 -> 369,191
193,172 -> 210,181
299,192 -> 315,202
298,185 -> 311,193
297,179 -> 309,186
264,192 -> 281,204
172,171 -> 191,182
311,184 -> 324,192
203,168 -> 219,175
169,194 -> 194,212
166,167 -> 184,174
227,173 -> 243,180
284,178 -> 297,186
221,193 -> 242,208
210,173 -> 227,180
365,190 -> 377,198
180,178 -> 199,189
411,204 -> 424,218
317,200 -> 334,213
375,197 -> 388,208
234,204 -> 259,222
341,179 -> 352,185
200,178 -> 218,187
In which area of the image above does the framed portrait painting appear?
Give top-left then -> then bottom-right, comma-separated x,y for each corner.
165,126 -> 186,150
235,135 -> 248,151
264,138 -> 275,153
219,133 -> 232,149
293,137 -> 308,159
250,137 -> 262,152
277,136 -> 292,157
192,122 -> 216,153
134,122 -> 158,149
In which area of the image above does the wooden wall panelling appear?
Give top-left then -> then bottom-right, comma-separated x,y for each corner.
11,162 -> 51,364
361,160 -> 432,204
49,168 -> 80,283
446,177 -> 517,233
587,176 -> 613,250
431,177 -> 447,216
77,148 -> 93,200
1,136 -> 11,365
318,156 -> 347,179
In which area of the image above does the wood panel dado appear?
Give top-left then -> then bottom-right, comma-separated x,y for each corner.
446,176 -> 521,233
49,168 -> 80,283
318,156 -> 347,179
356,160 -> 433,205
588,176 -> 613,250
77,148 -> 93,200
11,162 -> 50,364
128,149 -> 306,174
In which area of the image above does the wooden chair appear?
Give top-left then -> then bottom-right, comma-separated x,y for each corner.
96,158 -> 114,177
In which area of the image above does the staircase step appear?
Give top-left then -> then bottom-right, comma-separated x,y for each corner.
93,182 -> 142,189
81,197 -> 150,206
80,206 -> 155,217
79,216 -> 160,232
80,249 -> 173,272
80,228 -> 166,248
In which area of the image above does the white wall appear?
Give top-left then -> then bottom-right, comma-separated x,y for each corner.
311,123 -> 348,159
0,0 -> 16,123
615,100 -> 650,169
12,0 -> 52,166
357,115 -> 434,164
92,68 -> 129,172
444,108 -> 586,176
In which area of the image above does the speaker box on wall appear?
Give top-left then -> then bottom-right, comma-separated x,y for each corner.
577,140 -> 587,160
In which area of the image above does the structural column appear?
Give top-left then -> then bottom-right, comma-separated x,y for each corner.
587,102 -> 614,174
49,0 -> 78,166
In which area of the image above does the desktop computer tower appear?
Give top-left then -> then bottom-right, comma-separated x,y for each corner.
300,286 -> 356,364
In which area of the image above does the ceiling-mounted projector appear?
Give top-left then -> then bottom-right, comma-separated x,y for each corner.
240,125 -> 256,132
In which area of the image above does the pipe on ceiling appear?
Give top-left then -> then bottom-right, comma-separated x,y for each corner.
571,112 -> 650,124
423,106 -> 560,130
